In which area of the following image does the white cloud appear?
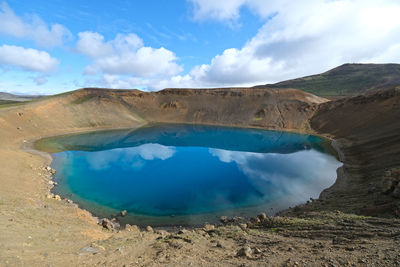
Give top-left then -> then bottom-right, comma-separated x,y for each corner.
85,144 -> 176,170
76,31 -> 183,88
209,148 -> 342,208
189,0 -> 246,22
184,0 -> 400,86
0,45 -> 59,72
0,2 -> 72,48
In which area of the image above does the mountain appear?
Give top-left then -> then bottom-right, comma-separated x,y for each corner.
0,92 -> 44,107
255,63 -> 400,96
0,92 -> 43,102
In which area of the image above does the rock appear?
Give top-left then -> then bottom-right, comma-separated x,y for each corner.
257,213 -> 267,221
79,246 -> 99,255
46,193 -> 54,199
220,216 -> 228,223
381,177 -> 396,193
392,184 -> 400,198
120,210 -> 127,217
250,217 -> 261,224
178,229 -> 189,234
45,166 -> 52,171
203,224 -> 215,232
155,230 -> 169,236
145,226 -> 153,232
253,247 -> 262,254
100,218 -> 120,231
239,223 -> 248,230
216,242 -> 223,248
125,224 -> 140,232
236,247 -> 252,257
54,195 -> 61,201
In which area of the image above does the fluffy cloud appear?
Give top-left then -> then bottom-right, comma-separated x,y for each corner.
0,45 -> 59,72
0,2 -> 72,48
185,0 -> 400,86
76,31 -> 183,88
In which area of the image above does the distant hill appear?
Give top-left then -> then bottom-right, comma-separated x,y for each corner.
0,92 -> 43,102
255,63 -> 400,96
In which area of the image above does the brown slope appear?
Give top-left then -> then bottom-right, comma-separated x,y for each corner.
69,87 -> 327,131
293,86 -> 400,216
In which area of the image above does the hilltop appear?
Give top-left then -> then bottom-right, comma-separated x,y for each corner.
255,63 -> 400,97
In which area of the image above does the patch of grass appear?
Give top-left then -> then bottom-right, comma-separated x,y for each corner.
257,63 -> 400,96
0,100 -> 26,108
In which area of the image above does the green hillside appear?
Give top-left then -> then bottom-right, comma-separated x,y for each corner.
256,63 -> 400,96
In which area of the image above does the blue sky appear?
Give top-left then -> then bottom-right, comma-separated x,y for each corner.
1,0 -> 400,94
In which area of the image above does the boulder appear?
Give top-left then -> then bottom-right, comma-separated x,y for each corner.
257,213 -> 267,221
145,225 -> 153,232
203,224 -> 215,232
392,184 -> 400,199
381,177 -> 396,194
120,210 -> 127,217
236,247 -> 252,257
178,229 -> 189,234
100,218 -> 120,231
220,216 -> 228,223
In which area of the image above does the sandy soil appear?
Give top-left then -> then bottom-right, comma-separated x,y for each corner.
0,87 -> 399,266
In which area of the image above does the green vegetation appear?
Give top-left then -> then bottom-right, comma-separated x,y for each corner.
257,63 -> 400,96
0,100 -> 26,109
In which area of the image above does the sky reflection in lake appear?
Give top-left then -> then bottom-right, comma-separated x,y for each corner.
46,124 -> 342,226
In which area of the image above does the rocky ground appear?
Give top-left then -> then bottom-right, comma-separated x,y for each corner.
0,87 -> 399,266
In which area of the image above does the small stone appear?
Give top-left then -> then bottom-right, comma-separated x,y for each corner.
120,210 -> 127,217
54,195 -> 61,201
236,247 -> 252,257
257,213 -> 267,221
178,229 -> 189,234
79,246 -> 99,255
239,223 -> 247,230
145,226 -> 153,232
220,216 -> 228,223
392,184 -> 400,198
125,224 -> 140,232
253,247 -> 262,254
250,217 -> 261,224
203,224 -> 215,232
45,166 -> 52,171
155,230 -> 169,236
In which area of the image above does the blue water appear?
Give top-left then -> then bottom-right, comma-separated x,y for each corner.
42,124 -> 342,226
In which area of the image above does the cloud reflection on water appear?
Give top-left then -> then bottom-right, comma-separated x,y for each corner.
209,148 -> 342,209
84,143 -> 176,170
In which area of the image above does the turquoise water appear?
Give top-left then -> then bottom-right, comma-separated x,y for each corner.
45,124 -> 341,226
